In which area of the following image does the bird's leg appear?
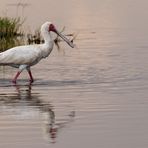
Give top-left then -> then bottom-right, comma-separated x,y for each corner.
28,70 -> 34,83
12,71 -> 21,84
12,65 -> 27,84
27,67 -> 34,83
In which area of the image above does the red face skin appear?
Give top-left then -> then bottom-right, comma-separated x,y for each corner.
48,23 -> 75,48
49,24 -> 57,33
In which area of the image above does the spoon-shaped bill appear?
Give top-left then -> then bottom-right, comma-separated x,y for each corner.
56,31 -> 75,48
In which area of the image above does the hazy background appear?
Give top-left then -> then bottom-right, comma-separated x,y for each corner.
1,0 -> 148,30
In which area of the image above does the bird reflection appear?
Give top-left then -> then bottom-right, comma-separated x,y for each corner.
0,84 -> 75,143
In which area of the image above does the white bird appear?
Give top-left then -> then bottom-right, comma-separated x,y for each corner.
0,22 -> 74,83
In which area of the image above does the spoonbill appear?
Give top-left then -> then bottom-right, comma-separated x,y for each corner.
0,22 -> 75,83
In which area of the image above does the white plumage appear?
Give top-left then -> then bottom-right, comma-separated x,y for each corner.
0,22 -> 74,83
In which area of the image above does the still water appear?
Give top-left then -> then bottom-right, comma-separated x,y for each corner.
1,0 -> 148,148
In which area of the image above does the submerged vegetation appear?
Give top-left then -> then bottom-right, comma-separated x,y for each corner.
0,17 -> 23,51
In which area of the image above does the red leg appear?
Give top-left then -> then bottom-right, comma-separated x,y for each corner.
28,69 -> 34,83
12,71 -> 21,84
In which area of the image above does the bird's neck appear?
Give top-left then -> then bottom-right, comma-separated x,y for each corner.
40,31 -> 54,58
42,30 -> 53,44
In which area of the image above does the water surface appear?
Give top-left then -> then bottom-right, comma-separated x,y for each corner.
1,0 -> 148,148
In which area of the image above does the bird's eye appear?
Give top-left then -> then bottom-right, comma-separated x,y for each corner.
49,24 -> 54,31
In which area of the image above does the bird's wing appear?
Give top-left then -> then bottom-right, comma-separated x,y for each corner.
0,45 -> 42,65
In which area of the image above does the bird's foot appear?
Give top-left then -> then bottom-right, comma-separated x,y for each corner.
12,79 -> 17,84
29,79 -> 34,83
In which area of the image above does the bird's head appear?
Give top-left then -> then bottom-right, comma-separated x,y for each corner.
41,22 -> 75,48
